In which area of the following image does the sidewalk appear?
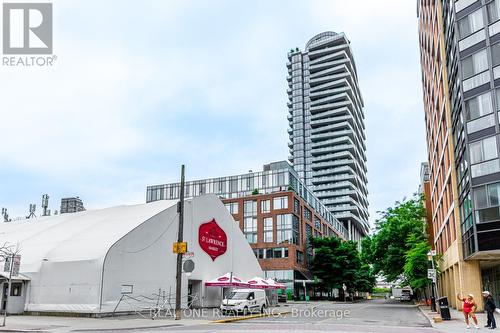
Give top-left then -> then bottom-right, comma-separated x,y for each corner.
0,315 -> 210,332
0,306 -> 294,332
419,305 -> 496,332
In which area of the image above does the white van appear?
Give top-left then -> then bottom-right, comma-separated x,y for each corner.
220,289 -> 266,315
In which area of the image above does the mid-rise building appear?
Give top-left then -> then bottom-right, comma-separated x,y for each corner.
286,32 -> 369,242
146,161 -> 347,298
60,197 -> 85,214
417,0 -> 500,309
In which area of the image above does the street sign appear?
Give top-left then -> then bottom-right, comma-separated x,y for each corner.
182,251 -> 195,260
173,242 -> 187,254
342,283 -> 347,291
3,256 -> 21,276
428,269 -> 436,282
3,257 -> 10,272
12,256 -> 20,276
183,259 -> 195,273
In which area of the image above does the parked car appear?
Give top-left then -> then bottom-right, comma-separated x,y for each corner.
220,289 -> 266,315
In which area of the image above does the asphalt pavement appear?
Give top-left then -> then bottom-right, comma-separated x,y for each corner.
130,299 -> 436,333
0,299 -> 445,333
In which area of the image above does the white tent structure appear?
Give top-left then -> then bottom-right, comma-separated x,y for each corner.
0,195 -> 262,315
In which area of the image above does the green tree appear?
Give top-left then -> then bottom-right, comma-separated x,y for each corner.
370,194 -> 427,282
310,237 -> 375,294
403,235 -> 431,291
355,264 -> 376,292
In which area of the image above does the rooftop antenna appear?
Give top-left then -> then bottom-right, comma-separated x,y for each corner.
42,194 -> 49,216
27,204 -> 36,219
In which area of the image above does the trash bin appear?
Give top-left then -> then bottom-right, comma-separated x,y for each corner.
438,297 -> 451,320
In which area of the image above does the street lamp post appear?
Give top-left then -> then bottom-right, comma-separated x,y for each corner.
427,250 -> 438,312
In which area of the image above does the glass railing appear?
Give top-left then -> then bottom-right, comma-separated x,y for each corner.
459,29 -> 486,51
490,21 -> 500,37
471,159 -> 500,178
463,71 -> 490,92
455,0 -> 478,13
467,113 -> 495,134
494,65 -> 500,80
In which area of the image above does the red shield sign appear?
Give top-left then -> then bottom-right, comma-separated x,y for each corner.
199,219 -> 227,261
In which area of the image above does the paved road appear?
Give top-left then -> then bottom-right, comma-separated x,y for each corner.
132,299 -> 436,333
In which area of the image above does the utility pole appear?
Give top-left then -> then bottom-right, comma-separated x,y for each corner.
175,165 -> 186,320
2,254 -> 14,327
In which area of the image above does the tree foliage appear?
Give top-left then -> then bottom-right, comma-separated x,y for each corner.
366,194 -> 434,294
403,235 -> 431,291
369,194 -> 427,282
310,237 -> 375,293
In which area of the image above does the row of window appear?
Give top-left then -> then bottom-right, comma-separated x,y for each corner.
242,214 -> 301,245
458,1 -> 500,40
225,197 -> 289,217
253,247 -> 289,259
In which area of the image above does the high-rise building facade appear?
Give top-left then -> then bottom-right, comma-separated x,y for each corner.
287,32 -> 369,241
60,197 -> 85,214
417,0 -> 500,309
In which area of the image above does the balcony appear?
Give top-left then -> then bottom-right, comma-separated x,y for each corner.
455,0 -> 478,13
463,71 -> 490,92
459,29 -> 485,52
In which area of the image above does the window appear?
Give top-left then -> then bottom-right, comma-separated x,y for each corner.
225,202 -> 239,214
496,89 -> 500,111
488,0 -> 500,23
304,208 -> 311,221
261,200 -> 270,214
244,200 -> 257,217
260,247 -> 288,259
462,49 -> 488,78
273,196 -> 288,210
466,92 -> 493,120
475,182 -> 500,222
296,250 -> 304,264
470,136 -> 498,163
230,177 -> 238,192
314,216 -> 321,230
469,137 -> 499,178
263,217 -> 273,243
458,9 -> 484,38
244,217 -> 257,243
10,283 -> 22,297
493,43 -> 500,67
294,198 -> 300,214
277,214 -> 293,244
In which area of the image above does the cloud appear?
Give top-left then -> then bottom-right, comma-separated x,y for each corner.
0,0 -> 426,224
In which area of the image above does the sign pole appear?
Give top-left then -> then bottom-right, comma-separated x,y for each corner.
2,254 -> 14,327
175,165 -> 186,320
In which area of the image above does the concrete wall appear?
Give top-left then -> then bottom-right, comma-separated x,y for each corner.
439,240 -> 483,311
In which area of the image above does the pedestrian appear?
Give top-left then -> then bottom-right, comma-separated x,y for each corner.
483,291 -> 497,329
457,293 -> 479,329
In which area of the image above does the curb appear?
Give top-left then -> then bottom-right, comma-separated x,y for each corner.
211,310 -> 292,323
417,305 -> 439,328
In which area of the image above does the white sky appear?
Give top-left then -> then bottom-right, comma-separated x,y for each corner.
0,0 -> 426,227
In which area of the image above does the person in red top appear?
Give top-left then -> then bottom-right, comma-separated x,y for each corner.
458,293 -> 479,329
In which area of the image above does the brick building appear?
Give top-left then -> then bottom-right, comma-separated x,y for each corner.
146,161 -> 347,298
